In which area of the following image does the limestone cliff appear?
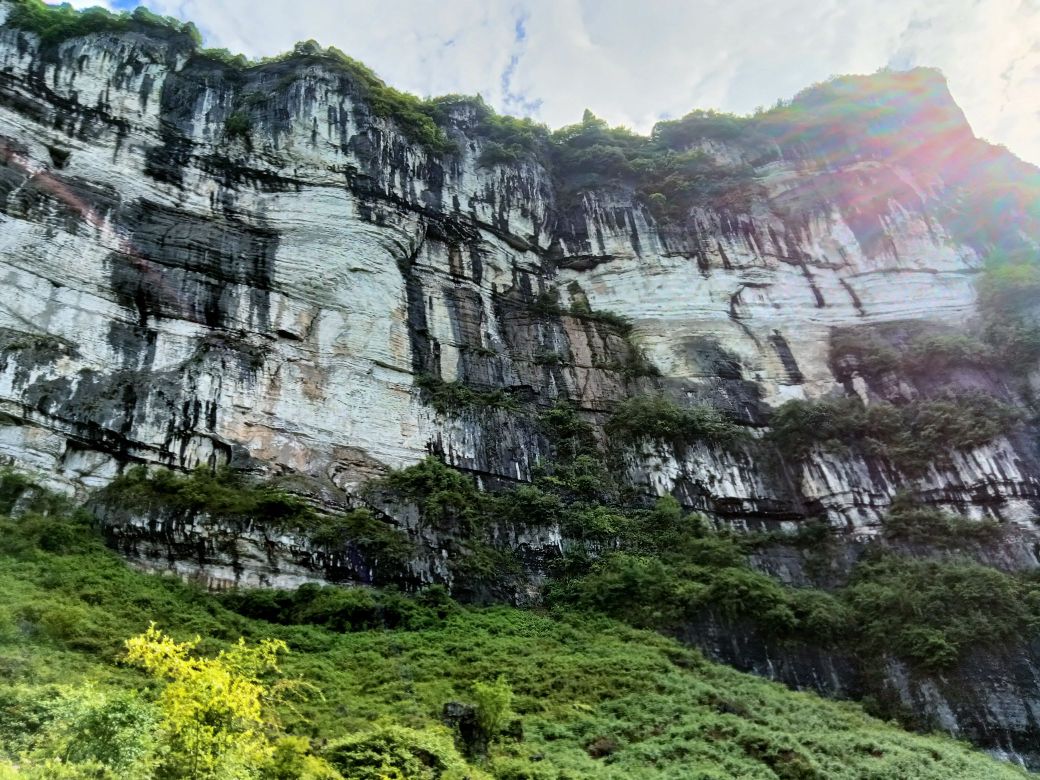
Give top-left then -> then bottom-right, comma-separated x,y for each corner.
3,1 -> 1040,768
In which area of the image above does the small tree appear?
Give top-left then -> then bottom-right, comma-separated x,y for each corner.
125,624 -> 288,780
473,676 -> 513,743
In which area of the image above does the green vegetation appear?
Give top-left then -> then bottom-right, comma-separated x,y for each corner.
222,582 -> 457,632
90,406 -> 1039,680
0,484 -> 1029,778
218,40 -> 456,153
123,625 -> 316,779
421,95 -> 549,167
881,493 -> 1002,546
415,374 -> 522,416
224,111 -> 253,143
373,411 -> 1038,673
829,252 -> 1040,379
827,250 -> 1040,384
324,723 -> 482,780
606,395 -> 745,448
767,393 -> 1020,475
976,250 -> 1040,366
103,466 -> 317,528
5,0 -> 201,48
550,110 -> 761,219
551,497 -> 1040,671
565,298 -> 634,334
523,291 -> 660,378
843,555 -> 1040,670
525,289 -> 632,333
103,467 -> 413,570
830,326 -> 995,378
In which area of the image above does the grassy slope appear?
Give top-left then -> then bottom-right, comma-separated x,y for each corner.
0,512 -> 1029,779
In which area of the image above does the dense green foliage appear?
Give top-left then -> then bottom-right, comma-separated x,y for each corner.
225,111 -> 253,143
830,326 -> 995,377
881,494 -> 1002,546
549,110 -> 761,219
843,555 -> 1040,670
104,466 -> 318,528
767,392 -> 1020,474
551,500 -> 1040,671
421,94 -> 549,167
976,250 -> 1040,366
224,582 -> 457,633
415,374 -> 522,416
378,407 -> 1040,672
831,251 -> 1040,380
5,0 -> 201,47
606,395 -> 744,448
103,467 -> 413,569
0,490 -> 1029,778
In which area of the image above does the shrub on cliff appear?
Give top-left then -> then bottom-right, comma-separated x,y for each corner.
977,250 -> 1040,366
326,723 -> 486,780
829,326 -> 995,378
415,374 -> 521,416
881,494 -> 1002,546
104,466 -> 317,527
767,393 -> 1020,474
844,554 -> 1040,670
606,395 -> 744,448
549,109 -> 761,219
103,467 -> 412,573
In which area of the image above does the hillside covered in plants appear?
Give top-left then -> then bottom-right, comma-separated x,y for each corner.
0,472 -> 1032,779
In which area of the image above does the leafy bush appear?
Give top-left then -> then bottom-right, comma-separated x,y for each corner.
224,111 -> 252,142
881,494 -> 1002,546
415,374 -> 521,416
768,393 -> 1020,474
550,110 -> 761,220
325,722 -> 487,780
473,676 -> 513,743
222,583 -> 453,632
607,395 -> 744,447
651,109 -> 753,147
308,508 -> 413,567
550,549 -> 845,639
103,466 -> 317,528
104,467 -> 413,572
477,140 -> 525,168
976,251 -> 1040,366
381,457 -> 483,530
830,326 -> 995,378
423,94 -> 548,160
844,555 -> 1040,669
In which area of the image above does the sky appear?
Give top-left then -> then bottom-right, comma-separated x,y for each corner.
64,0 -> 1040,165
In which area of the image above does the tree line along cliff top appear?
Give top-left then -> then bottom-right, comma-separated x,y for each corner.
0,0 -> 1009,170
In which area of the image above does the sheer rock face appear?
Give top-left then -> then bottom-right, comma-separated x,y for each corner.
4,7 -> 1040,765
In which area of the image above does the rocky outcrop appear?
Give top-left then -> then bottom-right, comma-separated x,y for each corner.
4,3 -> 1040,767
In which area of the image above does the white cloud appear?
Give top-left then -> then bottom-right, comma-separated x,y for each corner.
121,0 -> 1040,164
